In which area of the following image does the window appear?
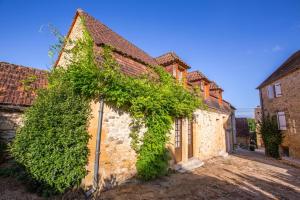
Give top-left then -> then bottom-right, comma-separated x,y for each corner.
175,118 -> 182,148
172,66 -> 177,77
267,85 -> 274,99
178,71 -> 183,82
277,112 -> 287,130
274,83 -> 282,97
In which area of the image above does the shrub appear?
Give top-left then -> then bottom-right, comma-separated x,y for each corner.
259,115 -> 283,158
11,86 -> 90,193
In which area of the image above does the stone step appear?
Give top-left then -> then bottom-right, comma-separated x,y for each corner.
175,158 -> 204,173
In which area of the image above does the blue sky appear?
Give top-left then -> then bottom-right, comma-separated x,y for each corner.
1,0 -> 300,117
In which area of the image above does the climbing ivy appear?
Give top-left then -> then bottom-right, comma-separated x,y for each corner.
12,19 -> 204,193
259,115 -> 283,158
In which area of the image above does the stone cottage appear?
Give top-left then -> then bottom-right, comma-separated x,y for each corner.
55,9 -> 236,190
0,62 -> 47,145
257,50 -> 300,159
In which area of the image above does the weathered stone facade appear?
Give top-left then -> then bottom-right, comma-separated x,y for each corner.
82,102 -> 235,189
259,68 -> 300,158
0,106 -> 24,143
55,9 -> 236,190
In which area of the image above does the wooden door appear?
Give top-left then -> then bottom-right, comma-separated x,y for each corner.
175,118 -> 182,163
188,120 -> 193,158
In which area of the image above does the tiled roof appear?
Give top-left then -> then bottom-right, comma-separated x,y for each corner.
78,9 -> 157,66
155,52 -> 190,69
257,50 -> 300,88
187,70 -> 210,82
0,62 -> 48,107
204,96 -> 232,113
209,81 -> 223,91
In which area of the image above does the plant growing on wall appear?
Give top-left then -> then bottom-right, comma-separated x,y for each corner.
11,19 -> 204,193
259,115 -> 283,158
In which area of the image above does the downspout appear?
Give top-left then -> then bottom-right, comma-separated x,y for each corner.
85,96 -> 104,198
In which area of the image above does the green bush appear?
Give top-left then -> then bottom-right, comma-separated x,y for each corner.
260,115 -> 283,158
11,86 -> 90,193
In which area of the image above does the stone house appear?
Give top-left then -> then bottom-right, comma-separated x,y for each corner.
0,62 -> 47,145
257,50 -> 300,158
1,9 -> 236,190
55,9 -> 236,190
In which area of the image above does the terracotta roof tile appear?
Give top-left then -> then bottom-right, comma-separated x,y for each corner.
78,9 -> 157,66
187,70 -> 209,82
257,50 -> 300,88
0,62 -> 48,107
155,52 -> 190,69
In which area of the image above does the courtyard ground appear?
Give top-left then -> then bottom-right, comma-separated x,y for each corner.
1,149 -> 300,199
99,149 -> 300,200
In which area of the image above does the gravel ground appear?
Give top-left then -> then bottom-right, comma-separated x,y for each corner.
1,149 -> 300,200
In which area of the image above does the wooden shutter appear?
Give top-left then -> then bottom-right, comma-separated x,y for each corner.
267,85 -> 274,99
277,112 -> 287,130
274,83 -> 282,97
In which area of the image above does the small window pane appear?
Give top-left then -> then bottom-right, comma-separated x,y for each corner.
275,83 -> 282,97
277,112 -> 287,130
267,85 -> 274,99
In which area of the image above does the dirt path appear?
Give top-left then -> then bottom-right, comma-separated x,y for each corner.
99,149 -> 300,200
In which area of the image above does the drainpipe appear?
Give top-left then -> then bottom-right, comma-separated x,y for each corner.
85,96 -> 104,198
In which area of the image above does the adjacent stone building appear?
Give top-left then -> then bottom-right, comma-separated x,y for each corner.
56,9 -> 236,190
257,50 -> 300,158
0,62 -> 47,144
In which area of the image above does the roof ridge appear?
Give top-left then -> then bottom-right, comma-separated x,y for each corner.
78,9 -> 157,65
0,61 -> 49,73
257,50 -> 300,88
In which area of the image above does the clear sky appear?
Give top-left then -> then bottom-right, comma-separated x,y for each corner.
1,0 -> 300,117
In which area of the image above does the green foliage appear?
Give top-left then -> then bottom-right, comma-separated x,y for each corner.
53,25 -> 203,180
259,115 -> 283,158
247,118 -> 256,133
12,18 -> 203,193
20,75 -> 38,91
11,84 -> 91,193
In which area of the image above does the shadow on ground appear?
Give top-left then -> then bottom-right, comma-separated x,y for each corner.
98,150 -> 300,200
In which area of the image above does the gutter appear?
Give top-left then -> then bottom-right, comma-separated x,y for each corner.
85,96 -> 104,198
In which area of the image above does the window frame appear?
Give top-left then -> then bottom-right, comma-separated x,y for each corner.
274,83 -> 282,97
175,118 -> 182,148
277,111 -> 287,130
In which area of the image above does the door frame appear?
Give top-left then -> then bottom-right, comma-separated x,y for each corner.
174,118 -> 182,163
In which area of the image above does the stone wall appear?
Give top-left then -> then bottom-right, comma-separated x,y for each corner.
82,102 -> 146,190
0,107 -> 24,143
194,109 -> 232,160
260,69 -> 300,158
